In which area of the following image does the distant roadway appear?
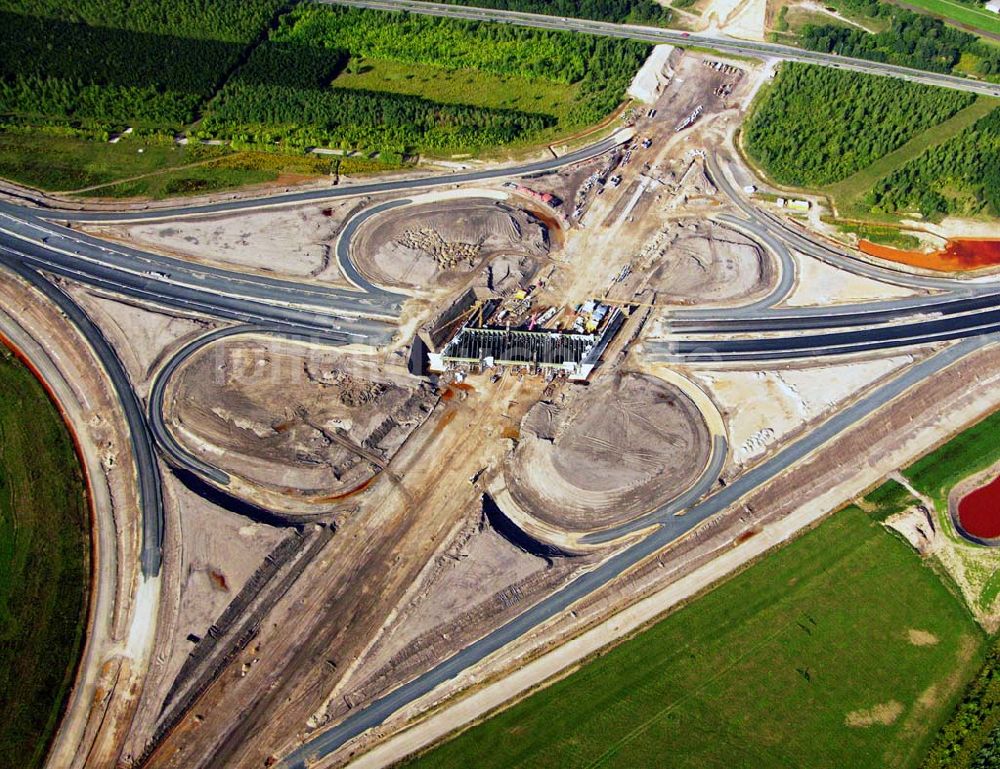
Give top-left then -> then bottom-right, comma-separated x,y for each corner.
323,0 -> 1000,98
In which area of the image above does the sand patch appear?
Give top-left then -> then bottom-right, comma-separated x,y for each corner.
845,700 -> 903,727
907,629 -> 940,647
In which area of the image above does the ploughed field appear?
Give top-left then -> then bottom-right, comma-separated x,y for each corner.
0,352 -> 89,769
404,507 -> 983,769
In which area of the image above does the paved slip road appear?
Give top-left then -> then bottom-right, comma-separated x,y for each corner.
0,250 -> 166,577
324,0 -> 1000,98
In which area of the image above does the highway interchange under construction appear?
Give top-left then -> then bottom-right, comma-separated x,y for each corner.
4,3 -> 1000,768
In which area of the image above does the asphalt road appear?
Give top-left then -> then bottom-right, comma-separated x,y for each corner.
0,250 -> 166,577
324,0 -> 1000,98
11,135 -> 625,223
282,333 -> 993,768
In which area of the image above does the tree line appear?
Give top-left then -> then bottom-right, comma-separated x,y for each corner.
272,6 -> 649,125
866,108 -> 1000,218
410,0 -> 672,25
1,1 -> 646,159
743,63 -> 973,187
802,4 -> 1000,76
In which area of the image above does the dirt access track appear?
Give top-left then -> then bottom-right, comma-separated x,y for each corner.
505,372 -> 712,532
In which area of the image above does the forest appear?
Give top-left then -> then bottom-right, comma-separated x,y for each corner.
865,108 -> 1000,218
743,63 -> 974,187
801,6 -> 1000,76
410,0 -> 672,24
0,1 -> 285,130
0,0 -> 285,42
271,6 -> 649,126
1,2 -> 644,156
194,6 -> 647,153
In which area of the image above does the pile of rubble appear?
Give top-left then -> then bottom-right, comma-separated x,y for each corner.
397,228 -> 482,269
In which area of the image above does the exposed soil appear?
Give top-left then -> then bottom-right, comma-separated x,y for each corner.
859,239 -> 1000,273
164,337 -> 436,495
908,629 -> 940,646
351,199 -> 549,291
643,219 -> 773,304
845,700 -> 903,727
84,200 -> 360,283
505,372 -> 711,531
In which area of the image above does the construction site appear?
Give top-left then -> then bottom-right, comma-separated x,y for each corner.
8,32 -> 1000,769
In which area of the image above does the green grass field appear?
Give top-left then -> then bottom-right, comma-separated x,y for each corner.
0,351 -> 89,769
332,57 -> 583,141
406,506 -> 983,769
862,478 -> 922,520
903,408 -> 1000,512
897,0 -> 1000,37
0,131 -> 232,193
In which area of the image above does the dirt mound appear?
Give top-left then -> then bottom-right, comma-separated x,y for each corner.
640,219 -> 773,304
504,373 -> 712,532
164,338 -> 435,496
351,199 -> 549,291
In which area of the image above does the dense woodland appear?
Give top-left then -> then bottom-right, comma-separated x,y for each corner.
272,6 -> 650,124
802,4 -> 1000,76
411,0 -> 671,24
0,0 -> 285,42
197,6 -> 648,151
0,1 -> 286,130
743,64 -> 973,186
0,2 -> 646,154
866,108 -> 1000,217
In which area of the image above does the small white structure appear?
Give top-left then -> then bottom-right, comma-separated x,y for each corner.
627,44 -> 675,104
986,0 -> 1000,13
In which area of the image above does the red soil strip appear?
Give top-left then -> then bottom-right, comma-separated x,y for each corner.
859,239 -> 1000,272
958,475 -> 1000,540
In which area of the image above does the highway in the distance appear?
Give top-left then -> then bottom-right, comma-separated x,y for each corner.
323,0 -> 1000,98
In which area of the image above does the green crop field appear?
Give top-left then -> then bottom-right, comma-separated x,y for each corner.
903,408 -> 1000,511
0,351 -> 89,769
406,506 -> 983,769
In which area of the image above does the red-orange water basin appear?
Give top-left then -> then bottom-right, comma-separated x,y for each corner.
859,239 -> 1000,272
957,475 -> 1000,541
